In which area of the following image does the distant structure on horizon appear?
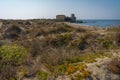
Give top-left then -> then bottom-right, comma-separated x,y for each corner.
56,14 -> 76,22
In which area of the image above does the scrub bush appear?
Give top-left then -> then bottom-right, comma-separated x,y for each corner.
0,45 -> 29,80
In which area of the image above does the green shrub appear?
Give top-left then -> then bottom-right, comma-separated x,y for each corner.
66,57 -> 80,63
0,44 -> 28,66
58,33 -> 73,45
102,40 -> 112,49
78,40 -> 87,50
56,24 -> 73,33
36,71 -> 48,80
0,45 -> 29,80
51,33 -> 73,47
70,37 -> 87,50
57,65 -> 67,74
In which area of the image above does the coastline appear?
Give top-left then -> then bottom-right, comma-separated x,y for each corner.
76,19 -> 120,28
65,22 -> 103,29
64,22 -> 107,35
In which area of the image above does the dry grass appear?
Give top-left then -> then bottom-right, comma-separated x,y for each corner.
108,58 -> 120,74
0,19 -> 119,80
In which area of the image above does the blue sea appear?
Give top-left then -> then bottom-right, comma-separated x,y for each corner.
77,20 -> 120,28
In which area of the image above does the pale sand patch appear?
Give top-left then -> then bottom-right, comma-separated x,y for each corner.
87,57 -> 120,80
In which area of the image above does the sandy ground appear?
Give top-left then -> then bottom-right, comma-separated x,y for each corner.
64,22 -> 107,35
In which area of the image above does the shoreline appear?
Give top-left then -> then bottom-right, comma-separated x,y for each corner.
75,19 -> 120,28
64,22 -> 104,30
64,22 -> 107,35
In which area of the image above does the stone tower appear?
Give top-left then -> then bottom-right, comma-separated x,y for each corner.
70,14 -> 76,22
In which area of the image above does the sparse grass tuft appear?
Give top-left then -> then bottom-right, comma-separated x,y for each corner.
36,70 -> 48,80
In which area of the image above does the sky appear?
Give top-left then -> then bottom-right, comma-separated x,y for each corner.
0,0 -> 120,19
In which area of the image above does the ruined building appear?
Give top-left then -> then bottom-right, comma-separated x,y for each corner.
70,14 -> 76,22
56,15 -> 66,21
56,14 -> 76,22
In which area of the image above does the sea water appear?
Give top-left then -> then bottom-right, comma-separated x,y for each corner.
77,20 -> 120,28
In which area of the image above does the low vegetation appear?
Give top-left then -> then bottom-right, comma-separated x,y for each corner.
66,53 -> 112,64
0,20 -> 119,80
0,44 -> 29,80
108,58 -> 120,74
3,25 -> 22,39
107,26 -> 120,32
36,70 -> 48,80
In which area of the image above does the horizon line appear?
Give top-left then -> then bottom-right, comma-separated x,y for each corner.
0,18 -> 120,20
